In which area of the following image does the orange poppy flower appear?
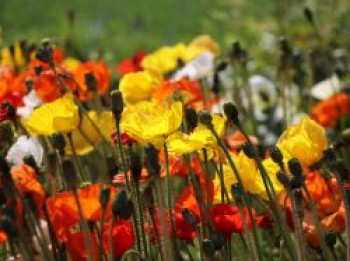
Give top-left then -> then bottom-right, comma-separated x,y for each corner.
152,78 -> 202,105
225,131 -> 259,153
312,93 -> 350,127
73,61 -> 111,101
11,164 -> 45,217
33,67 -> 77,103
29,46 -> 65,70
46,184 -> 116,241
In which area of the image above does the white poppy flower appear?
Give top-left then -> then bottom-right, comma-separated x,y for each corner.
6,136 -> 43,166
172,52 -> 215,80
311,74 -> 341,100
17,89 -> 42,120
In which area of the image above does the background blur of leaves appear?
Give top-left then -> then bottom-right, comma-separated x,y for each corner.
0,0 -> 349,67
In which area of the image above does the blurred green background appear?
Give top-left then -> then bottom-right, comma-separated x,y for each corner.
0,0 -> 349,64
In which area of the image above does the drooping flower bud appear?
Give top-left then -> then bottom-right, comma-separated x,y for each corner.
99,187 -> 111,210
203,239 -> 216,257
288,158 -> 303,177
51,133 -> 66,153
276,171 -> 289,187
242,142 -> 255,159
198,110 -> 213,127
130,152 -> 142,182
270,146 -> 283,165
324,148 -> 337,166
84,72 -> 97,92
0,216 -> 18,239
181,208 -> 197,230
211,233 -> 225,251
145,144 -> 160,177
62,159 -> 78,190
112,190 -> 128,217
303,7 -> 314,25
36,40 -> 53,65
23,155 -> 39,173
185,107 -> 198,131
223,102 -> 239,124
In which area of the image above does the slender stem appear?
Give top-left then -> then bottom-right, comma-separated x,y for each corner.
116,122 -> 131,193
99,208 -> 106,261
135,182 -> 148,259
72,189 -> 94,261
108,217 -> 115,261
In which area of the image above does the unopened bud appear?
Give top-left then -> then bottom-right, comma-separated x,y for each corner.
242,142 -> 255,159
84,72 -> 97,92
203,239 -> 216,257
145,144 -> 160,177
111,90 -> 124,120
231,184 -> 243,203
304,7 -> 314,24
62,159 -> 78,190
325,232 -> 336,248
181,208 -> 197,229
276,171 -> 289,187
270,146 -> 283,165
23,155 -> 39,173
99,187 -> 111,209
324,148 -> 337,165
198,110 -> 213,127
35,43 -> 53,65
112,190 -> 128,217
0,216 -> 18,239
51,133 -> 66,153
185,107 -> 198,131
288,158 -> 303,177
223,102 -> 239,124
211,233 -> 225,251
130,152 -> 142,182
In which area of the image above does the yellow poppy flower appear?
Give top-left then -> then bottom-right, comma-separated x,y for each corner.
187,35 -> 221,59
62,57 -> 81,70
65,111 -> 115,155
119,71 -> 161,104
166,114 -> 225,157
120,100 -> 183,147
213,151 -> 284,203
277,116 -> 328,167
0,43 -> 26,69
26,93 -> 79,135
141,43 -> 188,75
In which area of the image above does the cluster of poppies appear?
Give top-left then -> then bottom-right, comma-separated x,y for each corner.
0,34 -> 349,261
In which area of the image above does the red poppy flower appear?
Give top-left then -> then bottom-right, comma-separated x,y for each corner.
65,227 -> 100,261
73,61 -> 111,101
152,78 -> 203,106
210,204 -> 256,238
103,219 -> 135,257
174,211 -> 197,241
117,50 -> 146,75
312,93 -> 350,127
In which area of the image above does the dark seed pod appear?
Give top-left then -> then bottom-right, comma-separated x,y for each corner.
223,102 -> 239,124
111,90 -> 124,120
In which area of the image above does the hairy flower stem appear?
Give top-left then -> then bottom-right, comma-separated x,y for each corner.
99,208 -> 106,261
108,216 -> 115,261
135,182 -> 149,259
67,133 -> 87,181
236,200 -> 258,261
153,177 -> 174,261
163,142 -> 180,256
149,208 -> 165,261
116,122 -> 131,193
208,126 -> 263,260
236,124 -> 297,259
72,189 -> 94,261
287,188 -> 305,261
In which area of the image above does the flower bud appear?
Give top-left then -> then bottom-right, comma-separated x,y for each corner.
211,233 -> 225,251
1,102 -> 15,120
0,216 -> 18,239
229,41 -> 242,60
25,78 -> 33,92
324,148 -> 337,165
242,142 -> 255,159
198,110 -> 213,127
231,183 -> 243,203
185,107 -> 198,131
51,133 -> 66,153
143,185 -> 155,211
304,7 -> 314,24
35,44 -> 53,65
34,66 -> 43,76
0,155 -> 11,180
288,158 -> 303,177
99,187 -> 111,210
270,146 -> 283,165
145,144 -> 160,177
112,190 -> 128,217
276,171 -> 289,187
62,159 -> 78,190
84,72 -> 97,92
111,90 -> 124,120
23,154 -> 39,172
290,176 -> 303,190
325,232 -> 336,249
181,208 -> 197,229
223,102 -> 239,124
216,61 -> 228,72
279,37 -> 291,55
0,190 -> 7,206
0,122 -> 14,145
203,239 -> 216,257
130,152 -> 142,182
